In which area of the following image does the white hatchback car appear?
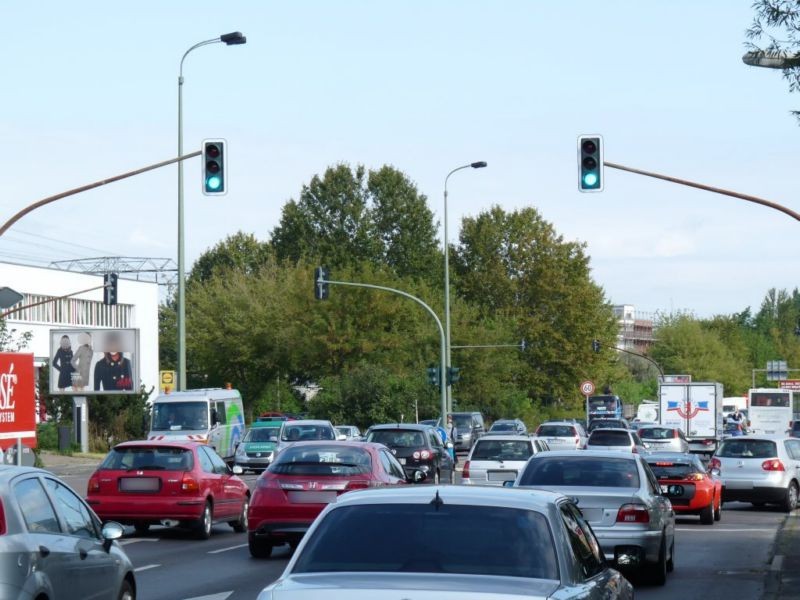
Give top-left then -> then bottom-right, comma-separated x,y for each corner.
535,421 -> 588,451
461,434 -> 548,486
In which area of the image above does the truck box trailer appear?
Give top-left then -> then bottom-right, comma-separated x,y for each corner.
659,382 -> 724,456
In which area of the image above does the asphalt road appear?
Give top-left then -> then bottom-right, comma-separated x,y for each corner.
54,464 -> 786,600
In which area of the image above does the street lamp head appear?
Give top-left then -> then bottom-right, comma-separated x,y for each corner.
470,161 -> 487,169
742,50 -> 800,69
220,31 -> 247,45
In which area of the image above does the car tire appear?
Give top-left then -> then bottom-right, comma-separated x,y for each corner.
133,523 -> 150,536
714,498 -> 722,522
700,502 -> 714,525
666,538 -> 675,573
645,535 -> 667,586
118,579 -> 135,600
231,497 -> 249,533
195,501 -> 213,540
249,535 -> 273,559
781,481 -> 799,513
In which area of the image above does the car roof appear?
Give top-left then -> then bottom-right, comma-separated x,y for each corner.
277,440 -> 382,451
251,420 -> 282,428
539,421 -> 581,427
114,440 -> 203,450
492,419 -> 519,423
368,423 -> 434,431
532,449 -> 639,460
0,465 -> 53,481
332,484 -> 566,512
589,427 -> 631,433
281,420 -> 333,427
644,452 -> 698,462
474,434 -> 532,442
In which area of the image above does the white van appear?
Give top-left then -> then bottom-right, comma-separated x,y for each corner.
148,388 -> 245,461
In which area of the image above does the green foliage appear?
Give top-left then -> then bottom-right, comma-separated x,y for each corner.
190,232 -> 273,284
0,319 -> 32,352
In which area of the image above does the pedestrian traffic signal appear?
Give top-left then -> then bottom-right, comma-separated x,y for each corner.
202,139 -> 227,196
591,339 -> 601,353
578,135 -> 603,192
314,267 -> 330,300
427,365 -> 440,387
447,366 -> 461,385
104,273 -> 118,306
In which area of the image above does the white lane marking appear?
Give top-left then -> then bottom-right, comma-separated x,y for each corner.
207,543 -> 248,554
119,538 -> 160,546
183,593 -> 233,600
134,563 -> 160,573
771,555 -> 784,571
676,527 -> 775,533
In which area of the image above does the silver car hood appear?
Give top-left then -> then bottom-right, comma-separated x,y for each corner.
260,572 -> 559,600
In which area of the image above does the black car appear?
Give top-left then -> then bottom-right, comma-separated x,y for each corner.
588,418 -> 630,433
365,424 -> 456,484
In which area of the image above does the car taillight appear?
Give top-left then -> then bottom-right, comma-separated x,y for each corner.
181,472 -> 200,493
87,474 -> 100,493
413,450 -> 432,460
616,503 -> 650,524
685,473 -> 705,482
462,461 -> 471,479
762,459 -> 785,472
345,480 -> 371,491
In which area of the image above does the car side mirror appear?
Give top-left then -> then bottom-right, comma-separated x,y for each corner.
411,470 -> 427,483
502,480 -> 515,488
231,465 -> 243,475
101,521 -> 124,552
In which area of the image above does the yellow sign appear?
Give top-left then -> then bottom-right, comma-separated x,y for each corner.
160,370 -> 176,394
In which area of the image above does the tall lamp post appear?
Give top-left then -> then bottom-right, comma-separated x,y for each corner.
443,161 -> 487,413
176,32 -> 246,391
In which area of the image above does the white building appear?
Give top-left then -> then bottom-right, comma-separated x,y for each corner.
612,304 -> 656,352
0,261 -> 159,395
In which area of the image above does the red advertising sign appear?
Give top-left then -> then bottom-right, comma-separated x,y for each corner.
779,380 -> 800,392
0,353 -> 36,450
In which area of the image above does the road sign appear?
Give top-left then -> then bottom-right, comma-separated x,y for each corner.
779,380 -> 800,392
580,380 -> 595,396
160,370 -> 176,394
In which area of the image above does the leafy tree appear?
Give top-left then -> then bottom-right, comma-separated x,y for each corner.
158,300 -> 177,371
0,319 -> 32,352
190,231 -> 273,284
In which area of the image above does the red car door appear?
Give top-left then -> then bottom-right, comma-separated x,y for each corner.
201,446 -> 242,518
196,446 -> 225,518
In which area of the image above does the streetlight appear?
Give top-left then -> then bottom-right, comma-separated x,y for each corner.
0,287 -> 23,310
443,161 -> 487,413
176,31 -> 246,391
742,50 -> 800,69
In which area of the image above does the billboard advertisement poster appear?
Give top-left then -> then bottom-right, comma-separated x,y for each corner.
49,329 -> 140,395
0,353 -> 37,449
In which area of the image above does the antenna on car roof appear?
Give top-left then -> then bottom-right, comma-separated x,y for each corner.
430,490 -> 444,510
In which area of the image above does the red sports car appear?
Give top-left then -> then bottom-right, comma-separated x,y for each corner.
645,452 -> 722,524
248,441 -> 422,557
86,440 -> 250,539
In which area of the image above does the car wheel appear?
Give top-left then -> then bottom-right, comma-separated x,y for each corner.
231,497 -> 249,533
195,501 -> 213,540
133,523 -> 150,536
666,538 -> 675,573
714,498 -> 722,522
249,535 -> 273,558
645,535 -> 667,586
782,481 -> 799,513
118,579 -> 135,600
700,502 -> 714,525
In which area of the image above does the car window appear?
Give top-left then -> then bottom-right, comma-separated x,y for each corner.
632,432 -> 643,446
100,446 -> 194,470
559,503 -> 604,579
14,478 -> 61,534
292,503 -> 559,580
538,425 -> 576,437
197,447 -> 215,473
366,429 -> 426,448
588,430 -> 631,446
718,439 -> 778,459
203,446 -> 229,474
639,427 -> 674,440
519,456 -> 640,488
270,445 -> 373,476
214,402 -> 227,425
44,479 -> 99,539
784,440 -> 800,461
380,450 -> 406,479
282,424 -> 336,442
428,431 -> 443,449
641,461 -> 661,495
647,459 -> 699,479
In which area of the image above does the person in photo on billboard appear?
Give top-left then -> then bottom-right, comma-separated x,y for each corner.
70,332 -> 93,391
52,335 -> 74,391
94,332 -> 133,391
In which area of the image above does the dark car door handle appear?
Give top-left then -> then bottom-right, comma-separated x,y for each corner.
39,545 -> 50,558
79,548 -> 88,560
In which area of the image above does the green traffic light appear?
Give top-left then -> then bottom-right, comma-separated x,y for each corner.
583,173 -> 598,187
206,176 -> 222,191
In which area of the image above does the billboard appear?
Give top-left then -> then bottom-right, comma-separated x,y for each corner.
49,329 -> 140,395
0,353 -> 37,449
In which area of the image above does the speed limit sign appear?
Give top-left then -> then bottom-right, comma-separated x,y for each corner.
580,380 -> 595,396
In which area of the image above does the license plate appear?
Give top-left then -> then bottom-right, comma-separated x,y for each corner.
119,477 -> 161,493
488,470 -> 517,482
398,458 -> 406,465
287,491 -> 337,504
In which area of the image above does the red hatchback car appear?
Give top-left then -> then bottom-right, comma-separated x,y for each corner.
87,441 -> 250,539
248,441 -> 422,557
645,452 -> 722,524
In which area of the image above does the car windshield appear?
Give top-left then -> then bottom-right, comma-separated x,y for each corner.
367,429 -> 426,448
646,459 -> 702,479
281,424 -> 336,442
151,401 -> 208,431
538,425 -> 576,437
588,430 -> 631,446
269,445 -> 372,476
292,503 -> 559,580
519,456 -> 640,487
100,446 -> 193,471
588,420 -> 625,432
452,415 -> 474,429
718,439 -> 777,459
639,427 -> 674,440
490,422 -> 517,431
471,439 -> 533,461
244,427 -> 279,442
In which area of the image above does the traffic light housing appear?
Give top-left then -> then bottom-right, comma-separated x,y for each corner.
427,365 -> 440,387
104,273 -> 118,306
578,135 -> 603,192
314,267 -> 330,300
202,139 -> 227,195
591,339 -> 601,353
447,366 -> 461,385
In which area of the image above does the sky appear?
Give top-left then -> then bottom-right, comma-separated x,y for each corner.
3,0 -> 799,318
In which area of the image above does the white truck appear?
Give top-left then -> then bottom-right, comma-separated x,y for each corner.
747,388 -> 792,435
659,381 -> 724,456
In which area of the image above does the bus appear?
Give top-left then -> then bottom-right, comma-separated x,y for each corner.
586,395 -> 624,422
747,388 -> 792,435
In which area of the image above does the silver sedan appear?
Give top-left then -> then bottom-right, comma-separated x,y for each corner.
256,485 -> 633,599
513,450 -> 676,585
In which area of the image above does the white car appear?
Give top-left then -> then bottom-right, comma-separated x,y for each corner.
535,421 -> 588,450
256,485 -> 634,599
461,434 -> 547,486
586,428 -> 647,454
